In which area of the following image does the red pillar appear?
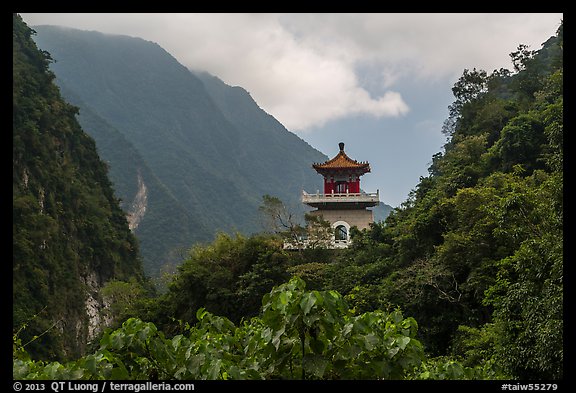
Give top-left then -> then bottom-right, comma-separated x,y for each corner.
324,177 -> 334,194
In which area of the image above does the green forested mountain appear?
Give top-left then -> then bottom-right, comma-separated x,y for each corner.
318,23 -> 563,378
14,15 -> 561,381
13,14 -> 146,361
53,81 -> 205,278
31,26 -> 330,276
148,21 -> 563,379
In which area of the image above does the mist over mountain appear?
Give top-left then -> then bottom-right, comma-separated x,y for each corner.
32,25 -> 340,276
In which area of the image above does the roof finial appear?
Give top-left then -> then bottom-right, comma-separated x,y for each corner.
339,142 -> 345,151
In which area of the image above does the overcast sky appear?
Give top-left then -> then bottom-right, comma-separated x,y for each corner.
19,13 -> 563,207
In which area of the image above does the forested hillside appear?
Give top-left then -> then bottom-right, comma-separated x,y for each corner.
13,14 -> 147,360
31,26 -> 329,277
318,22 -> 564,378
141,21 -> 564,379
14,17 -> 562,381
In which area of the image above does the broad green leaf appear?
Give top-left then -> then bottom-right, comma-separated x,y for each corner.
207,359 -> 222,380
363,334 -> 379,351
396,336 -> 411,350
110,332 -> 125,349
300,292 -> 316,315
272,326 -> 285,350
388,347 -> 400,358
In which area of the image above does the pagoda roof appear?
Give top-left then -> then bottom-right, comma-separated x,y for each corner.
312,142 -> 371,174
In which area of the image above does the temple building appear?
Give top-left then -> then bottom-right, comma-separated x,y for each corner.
302,142 -> 379,247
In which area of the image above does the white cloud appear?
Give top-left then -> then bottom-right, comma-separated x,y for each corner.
19,12 -> 562,131
278,13 -> 562,80
160,13 -> 410,131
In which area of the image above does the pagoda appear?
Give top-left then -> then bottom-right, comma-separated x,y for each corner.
302,142 -> 379,247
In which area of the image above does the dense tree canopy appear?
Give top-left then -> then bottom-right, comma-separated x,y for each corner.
143,20 -> 563,378
13,13 -> 147,361
318,22 -> 563,378
14,15 -> 562,380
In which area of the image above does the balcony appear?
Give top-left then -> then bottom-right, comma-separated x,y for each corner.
302,190 -> 379,207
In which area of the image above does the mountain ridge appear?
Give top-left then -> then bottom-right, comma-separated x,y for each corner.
31,25 -> 337,276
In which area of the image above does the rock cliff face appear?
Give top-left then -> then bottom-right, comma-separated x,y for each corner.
13,14 -> 145,361
82,272 -> 113,344
127,171 -> 148,231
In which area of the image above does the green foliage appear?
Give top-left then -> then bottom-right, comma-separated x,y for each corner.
150,233 -> 292,331
287,262 -> 328,290
411,355 -> 506,380
316,21 -> 563,378
482,173 -> 563,379
14,15 -> 562,381
258,277 -> 425,379
15,277 -> 429,380
13,14 -> 146,361
100,278 -> 155,327
451,324 -> 501,368
485,114 -> 546,173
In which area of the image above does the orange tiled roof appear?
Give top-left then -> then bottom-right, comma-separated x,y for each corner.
312,143 -> 370,172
